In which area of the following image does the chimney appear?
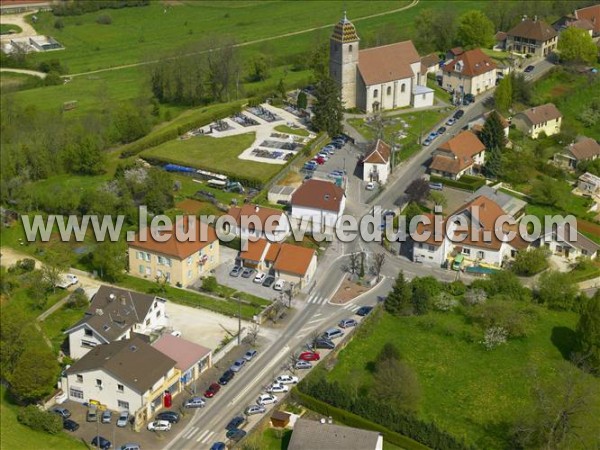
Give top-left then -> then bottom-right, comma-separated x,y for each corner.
95,308 -> 104,316
534,15 -> 537,22
120,296 -> 127,306
108,293 -> 116,302
255,206 -> 260,213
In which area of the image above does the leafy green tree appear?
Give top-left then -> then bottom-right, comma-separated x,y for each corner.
296,91 -> 308,110
9,344 -> 59,403
385,271 -> 412,316
403,202 -> 424,224
510,73 -> 532,104
249,54 -> 270,82
114,101 -> 152,143
536,271 -> 578,310
375,342 -> 401,370
485,146 -> 503,179
576,291 -> 600,371
17,405 -> 62,434
0,308 -> 32,378
485,270 -> 532,302
277,78 -> 286,99
428,190 -> 447,209
144,168 -> 174,214
455,10 -> 495,49
494,74 -> 513,114
558,27 -> 598,65
201,276 -> 218,293
411,276 -> 441,315
414,8 -> 457,53
530,176 -> 569,210
309,41 -> 329,80
312,76 -> 343,136
371,358 -> 421,411
511,247 -> 550,276
91,240 -> 127,282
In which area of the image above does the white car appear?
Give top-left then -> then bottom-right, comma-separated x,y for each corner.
56,274 -> 78,289
275,374 -> 299,385
273,279 -> 285,291
266,383 -> 289,394
253,272 -> 266,284
147,420 -> 171,432
257,393 -> 278,405
365,182 -> 375,191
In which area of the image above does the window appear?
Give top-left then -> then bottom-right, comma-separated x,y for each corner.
422,94 -> 426,100
477,251 -> 484,259
154,301 -> 157,309
84,328 -> 93,337
96,379 -> 103,387
349,44 -> 353,52
187,256 -> 192,266
156,269 -> 162,278
81,340 -> 97,349
117,384 -> 124,393
582,249 -> 588,256
373,89 -> 379,98
428,245 -> 436,252
386,86 -> 392,96
156,310 -> 161,318
136,251 -> 142,260
187,270 -> 192,279
139,265 -> 144,274
70,388 -> 84,399
462,248 -> 471,255
145,318 -> 150,326
118,400 -> 129,410
145,267 -> 151,276
76,375 -> 83,383
401,83 -> 406,93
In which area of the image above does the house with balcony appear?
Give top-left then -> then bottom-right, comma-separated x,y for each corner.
65,286 -> 167,359
513,103 -> 562,139
128,216 -> 219,287
428,131 -> 486,180
505,17 -> 558,59
362,139 -> 391,184
441,48 -> 497,97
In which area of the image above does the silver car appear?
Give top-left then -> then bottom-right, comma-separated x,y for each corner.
230,358 -> 246,372
244,404 -> 266,416
184,397 -> 205,408
116,411 -> 129,427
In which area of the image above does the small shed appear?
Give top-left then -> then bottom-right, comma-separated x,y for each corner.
268,185 -> 296,205
271,410 -> 291,428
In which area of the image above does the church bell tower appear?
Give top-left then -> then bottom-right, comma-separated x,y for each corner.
329,12 -> 359,109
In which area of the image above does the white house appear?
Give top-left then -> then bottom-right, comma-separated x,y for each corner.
441,48 -> 497,98
227,204 -> 290,242
62,337 -> 180,428
578,172 -> 600,195
539,222 -> 600,260
362,139 -> 391,184
513,103 -> 562,139
291,179 -> 346,233
65,286 -> 167,359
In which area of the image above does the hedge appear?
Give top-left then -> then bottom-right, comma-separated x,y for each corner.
430,175 -> 486,192
292,389 -> 430,450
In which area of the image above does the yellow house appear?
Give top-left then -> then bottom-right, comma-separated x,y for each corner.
128,217 -> 219,287
513,103 -> 562,139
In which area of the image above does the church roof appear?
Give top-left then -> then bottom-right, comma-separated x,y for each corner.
331,13 -> 359,43
357,40 -> 420,85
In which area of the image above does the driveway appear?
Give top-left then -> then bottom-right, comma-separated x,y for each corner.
214,262 -> 282,302
0,12 -> 38,43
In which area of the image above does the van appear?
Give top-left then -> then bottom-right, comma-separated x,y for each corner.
321,328 -> 344,340
86,407 -> 98,422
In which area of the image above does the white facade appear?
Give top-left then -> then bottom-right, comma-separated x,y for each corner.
513,115 -> 562,139
411,85 -> 435,108
412,242 -> 446,265
443,69 -> 496,96
274,253 -> 318,288
230,215 -> 291,242
363,161 -> 390,184
291,196 -> 346,234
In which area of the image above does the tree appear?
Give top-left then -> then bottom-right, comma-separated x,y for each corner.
384,271 -> 412,316
288,351 -> 300,374
91,240 -> 127,282
277,78 -> 286,99
297,91 -> 308,110
9,344 -> 59,403
486,271 -> 531,302
411,276 -> 441,315
455,10 -> 495,49
484,146 -> 503,179
413,8 -> 456,53
558,27 -> 598,65
248,54 -> 270,82
246,323 -> 260,347
511,73 -> 532,104
511,247 -> 550,276
371,358 -> 421,411
480,111 -> 507,151
0,308 -> 32,378
403,202 -> 424,224
201,276 -> 218,293
576,291 -> 600,372
494,75 -> 513,113
372,253 -> 385,281
536,271 -> 578,310
405,178 -> 430,205
348,252 -> 360,276
374,342 -> 401,370
309,41 -> 329,80
312,76 -> 344,136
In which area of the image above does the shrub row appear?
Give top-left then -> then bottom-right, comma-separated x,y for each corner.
430,175 -> 486,192
53,0 -> 149,16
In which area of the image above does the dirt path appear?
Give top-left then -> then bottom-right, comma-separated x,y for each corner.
0,67 -> 47,78
0,11 -> 38,42
67,0 -> 420,77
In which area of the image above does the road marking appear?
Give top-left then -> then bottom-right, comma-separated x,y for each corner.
186,427 -> 200,439
312,313 -> 323,317
306,293 -> 317,303
196,429 -> 211,442
350,305 -> 361,312
201,431 -> 215,443
306,318 -> 324,325
343,302 -> 355,310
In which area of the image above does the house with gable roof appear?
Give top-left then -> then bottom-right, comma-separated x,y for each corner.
505,16 -> 558,58
554,137 -> 600,169
428,130 -> 486,180
441,48 -> 497,97
513,103 -> 562,139
227,203 -> 290,241
362,139 -> 391,183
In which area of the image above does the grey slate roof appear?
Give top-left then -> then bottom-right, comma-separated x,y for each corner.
65,337 -> 176,394
468,186 -> 527,218
288,419 -> 382,450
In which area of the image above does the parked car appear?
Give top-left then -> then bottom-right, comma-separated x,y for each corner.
366,181 -> 375,191
241,268 -> 255,278
267,383 -> 289,393
225,415 -> 245,431
273,279 -> 285,291
445,117 -> 456,126
253,272 -> 266,284
257,393 -> 278,405
56,273 -> 78,289
101,410 -> 112,424
295,360 -> 313,370
338,318 -> 358,328
453,109 -> 464,119
156,411 -> 180,424
205,382 -> 221,398
436,126 -> 447,135
428,132 -> 438,140
382,210 -> 396,218
86,407 -> 98,422
210,443 -> 226,450
321,328 -> 344,340
314,156 -> 326,165
244,404 -> 266,416
116,411 -> 129,428
170,330 -> 182,337
422,138 -> 432,146
184,397 -> 206,408
275,374 -> 298,385
91,436 -> 111,450
429,182 -> 443,191
524,65 -> 535,73
311,338 -> 335,350
230,358 -> 246,372
262,276 -> 275,287
463,93 -> 475,105
226,429 -> 247,442
119,444 -> 141,450
219,369 -> 235,385
229,266 -> 242,277
356,306 -> 373,317
244,349 -> 258,361
147,420 -> 171,432
63,419 -> 79,432
52,407 -> 71,419
299,351 -> 320,361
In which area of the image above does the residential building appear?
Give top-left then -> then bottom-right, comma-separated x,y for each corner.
291,179 -> 346,232
446,47 -> 464,61
575,4 -> 600,37
513,103 -> 562,139
329,13 -> 433,112
539,222 -> 600,260
505,17 -> 558,58
494,32 -> 508,51
152,334 -> 211,388
420,52 -> 441,75
554,137 -> 600,169
578,172 -> 600,195
128,216 -> 219,287
288,418 -> 383,450
62,337 -> 180,428
362,139 -> 391,184
468,110 -> 510,140
553,14 -> 595,37
467,185 -> 528,218
65,286 -> 167,359
227,204 -> 290,241
441,48 -> 497,97
428,131 -> 486,180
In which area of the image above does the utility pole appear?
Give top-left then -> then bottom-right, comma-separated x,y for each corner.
288,282 -> 294,308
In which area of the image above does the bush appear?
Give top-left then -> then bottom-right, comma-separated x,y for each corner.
17,405 -> 62,434
481,326 -> 508,350
201,276 -> 218,293
15,259 -> 35,273
66,289 -> 88,308
433,292 -> 459,311
54,18 -> 64,29
511,247 -> 550,276
96,14 -> 112,24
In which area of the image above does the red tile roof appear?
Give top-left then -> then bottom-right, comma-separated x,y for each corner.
442,48 -> 497,77
239,238 -> 269,262
227,204 -> 285,233
430,131 -> 485,175
575,4 -> 600,35
273,244 -> 316,276
363,139 -> 391,164
291,180 -> 345,213
358,41 -> 420,85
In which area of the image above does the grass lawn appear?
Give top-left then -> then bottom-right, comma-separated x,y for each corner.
274,124 -> 310,137
141,132 -> 282,183
326,309 -> 600,450
1,386 -> 86,450
0,23 -> 22,34
40,302 -> 88,353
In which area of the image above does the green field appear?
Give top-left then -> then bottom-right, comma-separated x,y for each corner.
141,132 -> 283,182
326,310 -> 600,449
274,124 -> 310,137
0,23 -> 22,34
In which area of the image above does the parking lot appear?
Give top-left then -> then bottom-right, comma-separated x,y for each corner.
214,261 -> 285,301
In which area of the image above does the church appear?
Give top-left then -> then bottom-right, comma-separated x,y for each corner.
329,13 -> 434,113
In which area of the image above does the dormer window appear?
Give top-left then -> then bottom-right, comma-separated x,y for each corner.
84,328 -> 93,337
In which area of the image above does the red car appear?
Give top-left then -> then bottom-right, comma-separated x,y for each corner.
204,383 -> 221,398
313,156 -> 325,165
299,351 -> 320,361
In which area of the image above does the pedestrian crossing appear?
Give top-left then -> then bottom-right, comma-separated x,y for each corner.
182,426 -> 215,443
305,293 -> 328,305
342,302 -> 362,312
